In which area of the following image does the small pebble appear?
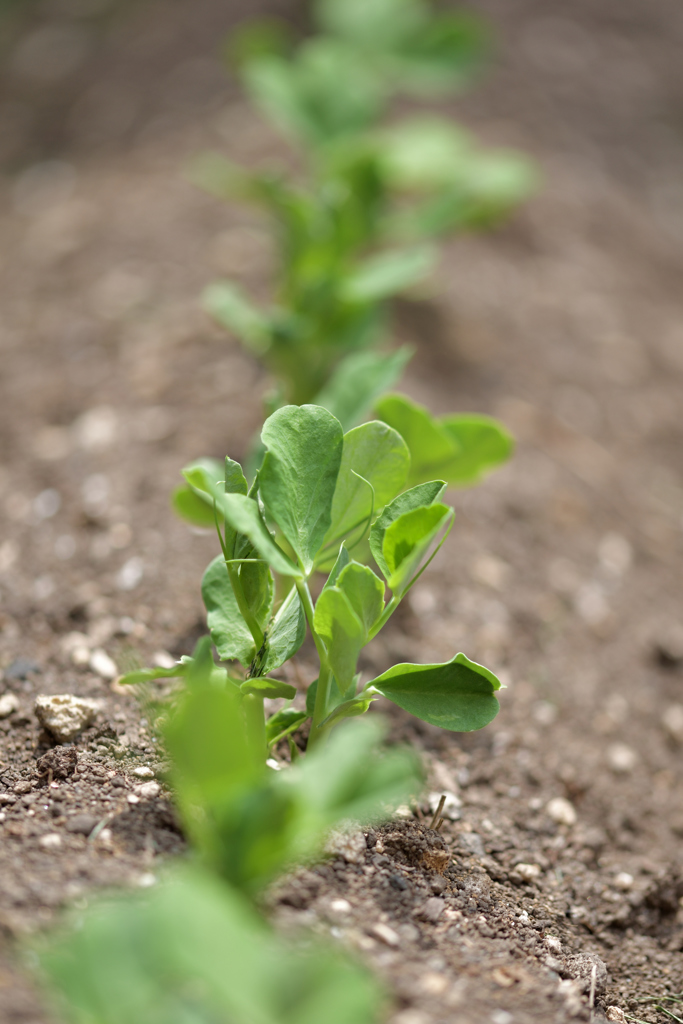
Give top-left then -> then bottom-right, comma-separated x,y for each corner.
132,767 -> 154,779
13,780 -> 33,794
0,692 -> 19,718
38,833 -> 62,849
613,872 -> 634,891
545,936 -> 562,953
546,797 -> 577,827
662,704 -> 683,743
370,922 -> 400,947
414,897 -> 445,923
127,794 -> 140,804
135,781 -> 160,799
516,863 -> 542,882
606,1007 -> 626,1022
89,649 -> 118,680
607,743 -> 637,774
65,814 -> 99,836
329,898 -> 352,916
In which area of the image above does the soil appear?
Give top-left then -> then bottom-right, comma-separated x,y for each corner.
1,0 -> 683,1022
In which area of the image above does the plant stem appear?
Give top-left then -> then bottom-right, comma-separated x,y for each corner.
226,562 -> 264,649
243,693 -> 266,761
296,580 -> 331,747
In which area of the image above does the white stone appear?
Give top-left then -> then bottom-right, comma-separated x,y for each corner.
516,863 -> 542,882
34,693 -> 99,742
546,797 -> 577,827
607,743 -> 637,773
0,692 -> 18,718
370,922 -> 400,947
127,794 -> 140,804
152,651 -> 176,669
39,833 -> 62,849
135,782 -> 160,799
89,648 -> 118,680
329,899 -> 352,916
606,1008 -> 626,1022
545,936 -> 562,953
662,704 -> 683,743
613,872 -> 634,891
132,766 -> 154,779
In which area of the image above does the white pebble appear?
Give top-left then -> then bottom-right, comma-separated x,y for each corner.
613,872 -> 634,891
0,692 -> 19,718
133,766 -> 154,779
329,898 -> 352,916
662,704 -> 683,743
39,833 -> 62,849
606,1007 -> 626,1022
117,557 -> 144,591
607,743 -> 638,774
127,794 -> 140,804
74,407 -> 118,451
89,648 -> 118,680
516,863 -> 542,882
135,782 -> 160,799
545,936 -> 562,953
370,922 -> 400,947
34,693 -> 99,743
546,797 -> 577,827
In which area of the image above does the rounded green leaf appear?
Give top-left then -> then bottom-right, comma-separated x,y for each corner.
369,653 -> 501,731
313,587 -> 364,696
437,414 -> 513,486
374,393 -> 458,487
261,586 -> 306,675
322,420 -> 410,557
202,556 -> 265,666
336,562 -> 385,635
260,405 -> 343,574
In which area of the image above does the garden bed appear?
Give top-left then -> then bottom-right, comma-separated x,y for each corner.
1,0 -> 682,1021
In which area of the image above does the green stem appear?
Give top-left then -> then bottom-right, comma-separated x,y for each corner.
226,562 -> 264,649
368,595 -> 401,641
243,693 -> 266,762
296,580 -> 331,748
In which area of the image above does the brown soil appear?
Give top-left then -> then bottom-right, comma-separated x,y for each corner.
1,0 -> 683,1022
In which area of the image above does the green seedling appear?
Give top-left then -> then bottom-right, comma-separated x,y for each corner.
123,403 -> 505,759
36,647 -> 421,1024
35,864 -> 384,1024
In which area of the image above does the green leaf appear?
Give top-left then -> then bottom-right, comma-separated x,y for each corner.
315,0 -> 423,44
393,14 -> 487,95
322,420 -> 410,558
336,562 -> 385,636
314,346 -> 412,432
320,693 -> 379,727
369,479 -> 446,578
261,586 -> 306,674
313,588 -> 364,697
382,503 -> 452,593
260,405 -> 343,574
172,458 -> 225,528
117,664 -> 186,687
369,652 -> 501,731
378,117 -> 473,188
214,491 -> 302,577
203,281 -> 271,355
240,677 -> 297,700
202,556 -> 266,666
323,545 -> 351,591
374,393 -> 457,486
341,246 -> 435,304
265,708 -> 308,748
437,414 -> 513,485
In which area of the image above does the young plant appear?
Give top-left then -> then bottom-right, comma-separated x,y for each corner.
35,641 -> 422,1024
195,0 -> 537,424
124,403 -> 506,758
